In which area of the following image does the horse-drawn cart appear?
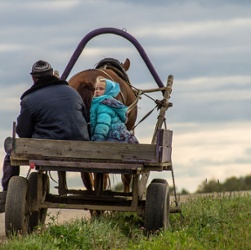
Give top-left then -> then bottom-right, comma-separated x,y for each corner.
4,28 -> 181,236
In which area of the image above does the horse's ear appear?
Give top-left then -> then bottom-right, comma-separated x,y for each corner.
122,58 -> 130,71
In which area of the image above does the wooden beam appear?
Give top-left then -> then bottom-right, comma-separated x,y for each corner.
12,138 -> 157,162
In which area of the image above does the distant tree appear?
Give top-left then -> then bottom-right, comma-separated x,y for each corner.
243,175 -> 251,190
196,179 -> 223,193
223,176 -> 242,191
169,186 -> 190,195
196,174 -> 251,193
179,188 -> 190,195
224,174 -> 251,191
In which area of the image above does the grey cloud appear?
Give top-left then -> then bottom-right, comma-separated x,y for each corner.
109,0 -> 251,6
0,0 -> 251,193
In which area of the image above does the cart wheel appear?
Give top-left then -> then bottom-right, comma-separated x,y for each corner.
151,178 -> 167,184
144,180 -> 170,232
5,176 -> 30,236
28,172 -> 49,232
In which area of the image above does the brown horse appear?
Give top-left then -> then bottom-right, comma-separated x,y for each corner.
68,58 -> 138,193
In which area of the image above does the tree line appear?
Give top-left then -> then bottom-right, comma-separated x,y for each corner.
195,173 -> 251,193
176,173 -> 251,194
115,173 -> 251,194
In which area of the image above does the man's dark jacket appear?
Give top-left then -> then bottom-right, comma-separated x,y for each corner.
16,75 -> 89,141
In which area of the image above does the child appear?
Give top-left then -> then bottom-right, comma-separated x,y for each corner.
90,77 -> 138,143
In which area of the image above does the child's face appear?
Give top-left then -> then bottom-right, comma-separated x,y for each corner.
94,81 -> 106,97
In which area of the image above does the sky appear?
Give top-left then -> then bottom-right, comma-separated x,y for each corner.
0,0 -> 251,193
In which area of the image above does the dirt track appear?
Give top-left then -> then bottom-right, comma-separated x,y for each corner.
0,209 -> 90,243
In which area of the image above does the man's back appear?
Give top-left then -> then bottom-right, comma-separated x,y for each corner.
16,75 -> 89,141
1,60 -> 89,195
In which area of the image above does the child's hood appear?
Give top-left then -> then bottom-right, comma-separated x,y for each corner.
104,80 -> 120,97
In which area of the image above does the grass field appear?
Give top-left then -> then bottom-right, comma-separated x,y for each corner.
0,192 -> 250,250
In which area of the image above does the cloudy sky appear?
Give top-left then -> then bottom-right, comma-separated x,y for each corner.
0,0 -> 251,193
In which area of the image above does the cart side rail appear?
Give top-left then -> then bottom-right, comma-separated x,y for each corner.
10,129 -> 173,171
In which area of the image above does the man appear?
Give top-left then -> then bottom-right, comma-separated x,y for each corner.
0,60 -> 89,212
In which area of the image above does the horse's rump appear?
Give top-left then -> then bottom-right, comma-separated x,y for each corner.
68,58 -> 138,194
68,59 -> 137,131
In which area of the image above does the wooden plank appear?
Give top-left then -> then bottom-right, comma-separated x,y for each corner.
12,138 -> 157,163
30,160 -> 143,172
156,129 -> 172,162
41,202 -> 137,212
10,158 -> 170,172
143,162 -> 172,171
157,129 -> 173,147
158,147 -> 172,162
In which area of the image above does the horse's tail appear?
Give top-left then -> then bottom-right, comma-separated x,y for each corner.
76,81 -> 95,119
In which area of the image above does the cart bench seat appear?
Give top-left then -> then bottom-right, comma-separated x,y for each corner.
10,129 -> 173,173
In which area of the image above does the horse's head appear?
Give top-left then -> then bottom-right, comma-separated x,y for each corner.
121,58 -> 130,71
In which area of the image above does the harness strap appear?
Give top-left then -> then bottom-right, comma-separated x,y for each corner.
131,104 -> 158,131
127,89 -> 142,113
95,68 -> 114,81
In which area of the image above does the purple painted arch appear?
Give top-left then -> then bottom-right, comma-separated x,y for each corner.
60,27 -> 164,88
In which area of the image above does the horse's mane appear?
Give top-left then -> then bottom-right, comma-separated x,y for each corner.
95,58 -> 130,84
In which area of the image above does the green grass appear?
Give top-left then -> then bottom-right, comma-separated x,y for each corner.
1,193 -> 250,250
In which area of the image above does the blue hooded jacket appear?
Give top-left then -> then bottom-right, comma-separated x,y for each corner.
90,80 -> 138,143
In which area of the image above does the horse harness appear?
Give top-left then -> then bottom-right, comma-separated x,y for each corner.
95,58 -> 140,111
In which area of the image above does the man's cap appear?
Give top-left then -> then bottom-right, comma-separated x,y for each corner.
30,60 -> 53,77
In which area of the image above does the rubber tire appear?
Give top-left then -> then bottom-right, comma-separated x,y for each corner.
28,172 -> 49,231
5,176 -> 30,236
144,181 -> 170,232
151,178 -> 167,184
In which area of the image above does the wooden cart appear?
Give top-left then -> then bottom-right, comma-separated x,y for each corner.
5,28 -> 181,236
